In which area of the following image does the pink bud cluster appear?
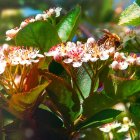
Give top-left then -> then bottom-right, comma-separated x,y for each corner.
45,37 -> 115,67
6,7 -> 62,40
0,44 -> 44,74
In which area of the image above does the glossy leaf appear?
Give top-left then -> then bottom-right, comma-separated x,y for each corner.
43,71 -> 81,125
116,80 -> 140,98
56,6 -> 81,42
100,65 -> 140,99
76,109 -> 121,130
9,82 -> 50,118
15,21 -> 61,53
83,92 -> 117,118
73,65 -> 92,101
119,3 -> 140,26
99,66 -> 116,98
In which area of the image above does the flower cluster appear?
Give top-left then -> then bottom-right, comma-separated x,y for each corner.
99,122 -> 121,133
45,37 -> 115,67
110,52 -> 140,70
117,117 -> 135,133
0,44 -> 44,74
6,7 -> 62,40
99,117 -> 135,140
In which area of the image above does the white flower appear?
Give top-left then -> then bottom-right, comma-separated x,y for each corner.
72,61 -> 82,67
114,52 -> 126,60
110,61 -> 119,70
0,61 -> 6,74
136,57 -> 140,65
107,47 -> 115,55
99,122 -> 121,133
2,44 -> 9,51
117,117 -> 135,133
87,37 -> 95,44
20,21 -> 28,28
90,57 -> 99,62
110,61 -> 128,70
35,14 -> 44,20
118,61 -> 129,70
82,53 -> 91,62
6,28 -> 19,40
117,124 -> 129,133
42,14 -> 49,20
126,56 -> 136,65
99,51 -> 109,60
55,7 -> 62,17
99,125 -> 112,133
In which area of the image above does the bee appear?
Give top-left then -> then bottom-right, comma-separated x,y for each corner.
97,29 -> 121,49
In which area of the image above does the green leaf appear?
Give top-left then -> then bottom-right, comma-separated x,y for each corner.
34,108 -> 63,128
119,3 -> 140,26
83,92 -> 117,118
76,109 -> 121,130
136,0 -> 140,6
122,35 -> 140,53
56,5 -> 81,42
9,82 -> 50,119
15,21 -> 61,53
2,110 -> 15,127
43,71 -> 81,125
116,80 -> 140,98
100,65 -> 140,99
129,103 -> 140,119
73,65 -> 92,101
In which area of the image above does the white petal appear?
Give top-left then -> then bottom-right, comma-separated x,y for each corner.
126,56 -> 136,64
119,62 -> 128,70
136,57 -> 140,65
0,62 -> 6,74
55,7 -> 62,17
72,62 -> 82,67
82,54 -> 91,62
117,125 -> 129,133
63,58 -> 73,63
100,52 -> 109,60
42,14 -> 49,20
32,59 -> 39,63
44,51 -> 58,56
87,37 -> 95,44
108,47 -> 115,55
37,54 -> 44,58
20,21 -> 28,28
90,57 -> 99,62
99,127 -> 111,133
110,61 -> 119,70
111,122 -> 121,129
35,14 -> 43,20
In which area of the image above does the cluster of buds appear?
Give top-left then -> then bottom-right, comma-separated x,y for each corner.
45,37 -> 115,67
0,44 -> 44,74
110,52 -> 140,70
6,7 -> 62,40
